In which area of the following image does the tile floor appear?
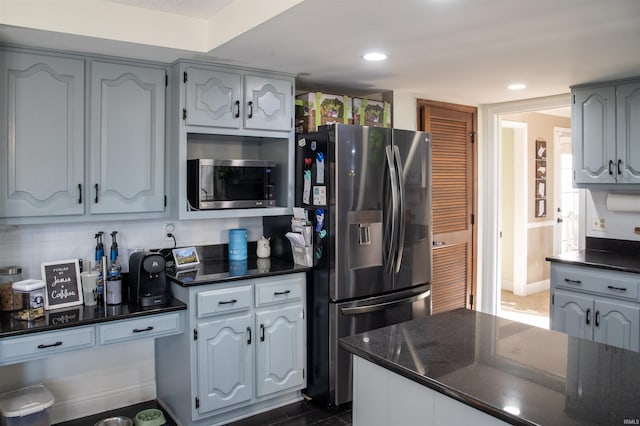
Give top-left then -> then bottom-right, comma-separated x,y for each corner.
55,399 -> 351,426
225,399 -> 352,426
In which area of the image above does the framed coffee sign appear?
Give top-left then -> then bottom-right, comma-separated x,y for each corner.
41,259 -> 83,309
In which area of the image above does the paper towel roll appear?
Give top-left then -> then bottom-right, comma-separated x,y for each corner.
606,193 -> 640,212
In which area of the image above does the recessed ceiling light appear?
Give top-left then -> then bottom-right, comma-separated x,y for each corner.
508,83 -> 527,90
363,52 -> 387,61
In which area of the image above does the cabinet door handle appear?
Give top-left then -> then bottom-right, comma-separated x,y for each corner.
37,341 -> 63,349
247,327 -> 252,344
586,308 -> 591,325
607,285 -> 627,292
274,290 -> 291,296
260,324 -> 265,342
78,184 -> 82,204
234,100 -> 240,118
94,183 -> 99,203
618,159 -> 622,176
564,278 -> 582,285
218,299 -> 237,305
132,326 -> 154,333
247,101 -> 253,119
608,160 -> 614,175
595,310 -> 600,327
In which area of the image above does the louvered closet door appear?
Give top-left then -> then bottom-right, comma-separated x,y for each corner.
419,101 -> 477,314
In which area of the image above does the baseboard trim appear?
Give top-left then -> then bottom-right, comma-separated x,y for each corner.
525,279 -> 550,295
49,380 -> 156,423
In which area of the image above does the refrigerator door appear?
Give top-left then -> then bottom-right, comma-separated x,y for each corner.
329,284 -> 432,406
332,124 -> 393,300
391,129 -> 432,290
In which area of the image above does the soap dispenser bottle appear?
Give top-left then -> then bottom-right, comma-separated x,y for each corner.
106,231 -> 122,305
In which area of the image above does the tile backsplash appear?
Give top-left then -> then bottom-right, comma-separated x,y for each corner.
0,217 -> 263,279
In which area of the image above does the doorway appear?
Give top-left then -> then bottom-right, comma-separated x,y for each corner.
490,103 -> 576,329
479,94 -> 575,317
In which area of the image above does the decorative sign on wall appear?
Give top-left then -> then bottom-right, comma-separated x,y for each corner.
41,259 -> 83,309
535,138 -> 547,218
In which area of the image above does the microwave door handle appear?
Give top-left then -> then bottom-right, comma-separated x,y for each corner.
393,145 -> 406,274
340,289 -> 431,315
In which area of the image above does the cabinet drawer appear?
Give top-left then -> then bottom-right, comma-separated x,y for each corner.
98,312 -> 182,345
197,286 -> 252,318
255,276 -> 304,307
0,326 -> 95,365
552,264 -> 640,301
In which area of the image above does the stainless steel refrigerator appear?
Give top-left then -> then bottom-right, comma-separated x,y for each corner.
295,124 -> 432,408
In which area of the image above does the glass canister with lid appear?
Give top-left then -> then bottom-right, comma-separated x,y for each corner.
0,266 -> 23,313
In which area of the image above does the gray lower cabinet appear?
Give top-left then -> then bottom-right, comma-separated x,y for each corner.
572,78 -> 640,186
0,48 -> 167,222
156,273 -> 306,426
255,304 -> 305,397
0,50 -> 85,218
550,263 -> 640,351
0,311 -> 183,366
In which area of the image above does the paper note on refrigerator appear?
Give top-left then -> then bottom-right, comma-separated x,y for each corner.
303,170 -> 311,204
313,186 -> 326,205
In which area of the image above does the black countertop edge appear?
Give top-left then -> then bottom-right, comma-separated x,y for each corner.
0,298 -> 187,339
339,338 -> 532,426
546,250 -> 640,274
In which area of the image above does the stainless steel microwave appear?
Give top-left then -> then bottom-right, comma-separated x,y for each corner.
187,159 -> 276,209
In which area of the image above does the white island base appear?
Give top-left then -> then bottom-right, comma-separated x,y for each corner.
352,356 -> 509,426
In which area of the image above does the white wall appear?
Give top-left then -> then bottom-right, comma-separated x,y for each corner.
0,216 -> 262,422
392,91 -> 419,130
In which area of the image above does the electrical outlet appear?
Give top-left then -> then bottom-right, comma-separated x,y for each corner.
163,223 -> 175,240
591,217 -> 606,231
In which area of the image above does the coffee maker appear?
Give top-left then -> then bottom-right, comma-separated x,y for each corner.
129,252 -> 170,307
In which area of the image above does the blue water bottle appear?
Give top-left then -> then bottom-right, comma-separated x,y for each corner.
228,229 -> 248,261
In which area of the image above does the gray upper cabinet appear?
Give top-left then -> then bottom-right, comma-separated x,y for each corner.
0,51 -> 85,218
89,61 -> 166,214
184,66 -> 242,129
243,75 -> 293,132
0,48 -> 168,223
572,78 -> 640,186
183,64 -> 293,133
616,81 -> 640,183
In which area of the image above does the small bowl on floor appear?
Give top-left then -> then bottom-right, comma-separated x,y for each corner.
94,417 -> 133,426
134,408 -> 166,426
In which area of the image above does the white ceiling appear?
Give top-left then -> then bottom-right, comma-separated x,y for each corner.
1,0 -> 639,106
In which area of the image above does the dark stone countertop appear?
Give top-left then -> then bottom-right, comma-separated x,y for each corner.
546,237 -> 640,274
546,250 -> 640,274
339,308 -> 640,425
167,256 -> 310,287
0,298 -> 186,339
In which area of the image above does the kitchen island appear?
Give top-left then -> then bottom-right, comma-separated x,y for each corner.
339,308 -> 640,425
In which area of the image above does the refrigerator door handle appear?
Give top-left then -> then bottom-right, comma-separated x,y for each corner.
339,289 -> 431,315
384,145 -> 399,274
393,145 -> 406,274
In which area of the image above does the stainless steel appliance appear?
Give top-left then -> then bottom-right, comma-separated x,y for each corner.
187,159 -> 276,210
128,252 -> 170,307
296,124 -> 432,407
